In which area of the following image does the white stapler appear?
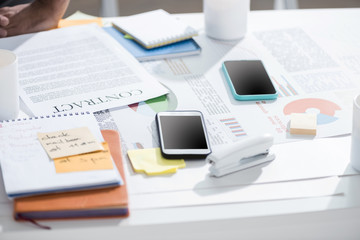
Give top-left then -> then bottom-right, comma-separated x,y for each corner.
206,134 -> 275,177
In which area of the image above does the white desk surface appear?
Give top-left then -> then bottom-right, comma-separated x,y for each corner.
2,9 -> 360,240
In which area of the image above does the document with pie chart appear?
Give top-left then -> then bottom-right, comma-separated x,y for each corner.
247,91 -> 352,143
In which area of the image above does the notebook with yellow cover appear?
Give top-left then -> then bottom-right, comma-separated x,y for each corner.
112,9 -> 198,49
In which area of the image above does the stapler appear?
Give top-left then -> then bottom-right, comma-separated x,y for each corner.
206,134 -> 275,177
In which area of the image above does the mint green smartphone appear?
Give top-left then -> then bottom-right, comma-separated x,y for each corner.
222,60 -> 278,101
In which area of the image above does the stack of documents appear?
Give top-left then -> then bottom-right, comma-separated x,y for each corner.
1,24 -> 168,116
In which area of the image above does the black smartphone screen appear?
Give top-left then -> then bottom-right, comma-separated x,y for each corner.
159,115 -> 208,149
224,60 -> 276,95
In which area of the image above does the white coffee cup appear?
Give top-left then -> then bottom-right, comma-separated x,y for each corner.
0,49 -> 19,121
204,0 -> 250,41
350,94 -> 360,171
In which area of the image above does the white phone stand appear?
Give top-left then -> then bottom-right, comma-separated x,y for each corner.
206,134 -> 275,177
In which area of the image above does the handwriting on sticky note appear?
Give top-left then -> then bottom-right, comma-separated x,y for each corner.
37,127 -> 103,159
54,142 -> 114,173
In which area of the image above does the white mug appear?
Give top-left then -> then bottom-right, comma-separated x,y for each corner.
350,94 -> 360,171
0,49 -> 19,121
204,0 -> 250,41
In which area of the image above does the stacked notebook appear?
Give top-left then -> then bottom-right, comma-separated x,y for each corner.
104,26 -> 201,61
14,130 -> 129,220
0,113 -> 128,220
0,112 -> 122,198
112,9 -> 198,49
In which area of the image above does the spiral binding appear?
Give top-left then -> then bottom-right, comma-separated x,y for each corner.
0,112 -> 91,123
147,33 -> 197,49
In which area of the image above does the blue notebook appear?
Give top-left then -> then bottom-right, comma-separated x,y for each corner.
104,27 -> 201,61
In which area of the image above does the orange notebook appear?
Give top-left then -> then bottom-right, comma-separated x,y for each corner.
14,130 -> 129,220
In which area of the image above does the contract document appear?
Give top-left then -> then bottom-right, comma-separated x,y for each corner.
13,24 -> 168,115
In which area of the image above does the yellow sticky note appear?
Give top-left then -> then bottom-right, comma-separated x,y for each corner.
290,113 -> 317,135
54,142 -> 114,173
38,127 -> 103,159
127,148 -> 185,176
58,18 -> 103,28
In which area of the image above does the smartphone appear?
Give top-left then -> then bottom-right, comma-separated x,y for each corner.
222,60 -> 278,101
155,111 -> 212,159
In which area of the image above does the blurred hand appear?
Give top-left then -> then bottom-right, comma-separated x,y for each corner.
0,4 -> 30,37
0,0 -> 69,38
0,15 -> 9,37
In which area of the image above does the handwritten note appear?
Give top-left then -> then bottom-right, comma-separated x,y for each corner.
37,127 -> 103,159
54,142 -> 114,173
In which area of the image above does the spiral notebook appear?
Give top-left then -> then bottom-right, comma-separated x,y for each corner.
112,9 -> 198,49
103,26 -> 201,61
0,112 -> 123,198
14,130 -> 129,221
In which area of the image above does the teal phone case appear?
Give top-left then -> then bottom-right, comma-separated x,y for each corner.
222,63 -> 278,101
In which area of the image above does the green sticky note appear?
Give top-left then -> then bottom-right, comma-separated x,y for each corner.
127,148 -> 185,175
124,34 -> 134,40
